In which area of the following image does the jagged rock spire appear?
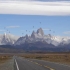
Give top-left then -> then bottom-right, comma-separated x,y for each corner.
37,28 -> 44,36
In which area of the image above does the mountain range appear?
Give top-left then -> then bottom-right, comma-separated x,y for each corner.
15,28 -> 70,46
0,28 -> 70,52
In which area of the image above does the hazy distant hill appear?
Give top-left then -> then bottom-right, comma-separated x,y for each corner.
0,42 -> 70,53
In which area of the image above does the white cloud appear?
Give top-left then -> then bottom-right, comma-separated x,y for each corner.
6,26 -> 20,28
0,30 -> 5,32
0,1 -> 70,15
64,31 -> 70,34
43,28 -> 50,31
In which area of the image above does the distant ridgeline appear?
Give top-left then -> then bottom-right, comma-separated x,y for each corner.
0,28 -> 70,53
0,43 -> 70,53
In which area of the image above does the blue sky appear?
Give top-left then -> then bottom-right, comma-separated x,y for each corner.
0,0 -> 70,36
0,14 -> 70,36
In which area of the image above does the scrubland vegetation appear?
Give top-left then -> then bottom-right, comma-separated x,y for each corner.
0,54 -> 13,64
20,53 -> 70,65
0,52 -> 70,65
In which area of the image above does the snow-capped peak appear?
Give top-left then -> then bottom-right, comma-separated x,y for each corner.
31,31 -> 36,38
37,28 -> 44,36
0,33 -> 19,45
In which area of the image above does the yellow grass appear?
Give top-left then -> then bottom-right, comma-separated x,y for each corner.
20,53 -> 70,65
0,54 -> 13,64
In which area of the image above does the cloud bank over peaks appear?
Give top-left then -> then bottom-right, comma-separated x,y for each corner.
0,0 -> 70,15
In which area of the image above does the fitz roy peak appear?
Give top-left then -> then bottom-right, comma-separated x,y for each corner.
37,28 -> 44,36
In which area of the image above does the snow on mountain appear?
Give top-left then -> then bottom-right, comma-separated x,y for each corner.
0,28 -> 70,46
31,31 -> 37,39
37,28 -> 44,36
44,35 -> 70,46
31,28 -> 44,38
15,34 -> 33,45
14,28 -> 70,46
0,33 -> 19,45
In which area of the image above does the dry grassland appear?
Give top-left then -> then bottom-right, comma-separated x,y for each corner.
0,54 -> 13,64
20,53 -> 70,65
